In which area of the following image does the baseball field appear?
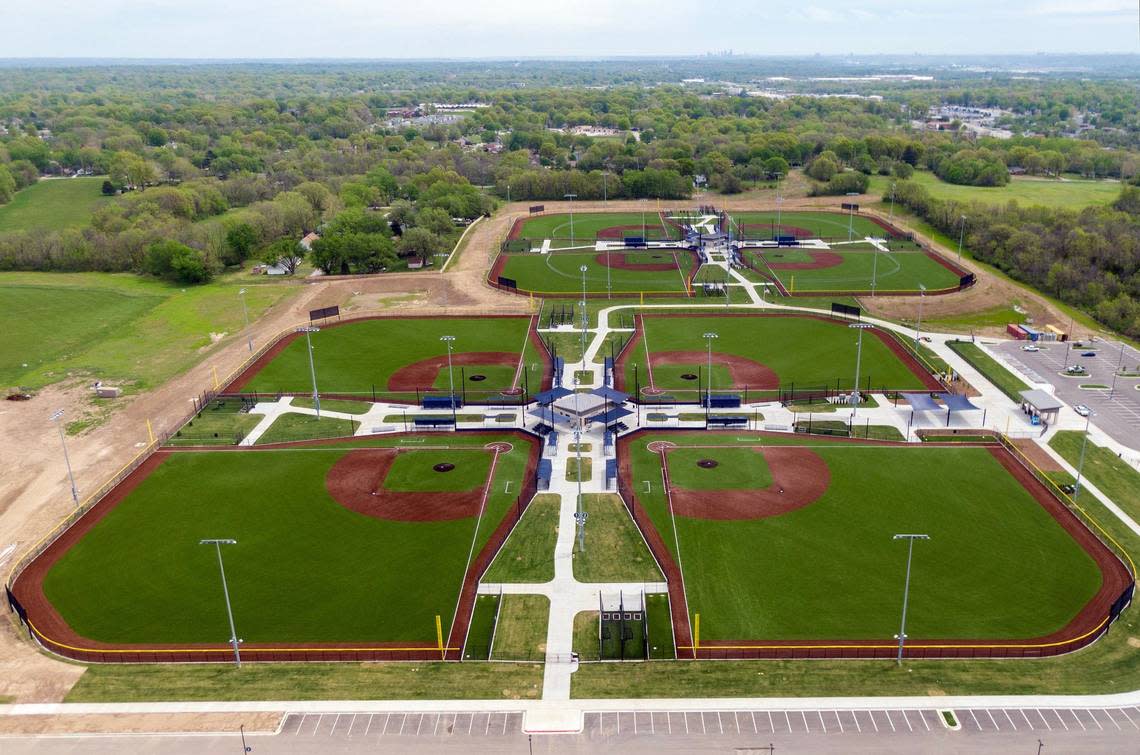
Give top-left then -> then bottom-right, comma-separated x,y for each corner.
728,211 -> 892,241
619,431 -> 1132,658
493,249 -> 696,296
616,313 -> 941,398
747,242 -> 964,295
507,212 -> 683,249
229,316 -> 549,401
12,432 -> 540,661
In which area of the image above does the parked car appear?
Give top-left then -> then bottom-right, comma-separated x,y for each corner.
1066,365 -> 1087,375
1081,351 -> 1096,357
1074,404 -> 1091,417
1021,344 -> 1040,352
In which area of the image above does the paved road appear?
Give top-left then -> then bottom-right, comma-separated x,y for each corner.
992,338 -> 1140,450
7,705 -> 1137,754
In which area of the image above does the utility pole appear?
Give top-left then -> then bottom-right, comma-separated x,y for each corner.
1110,341 -> 1126,398
298,327 -> 321,418
200,538 -> 241,668
49,409 -> 79,507
1074,410 -> 1094,497
914,284 -> 927,348
238,288 -> 252,353
580,265 -> 589,369
892,533 -> 929,665
957,215 -> 967,261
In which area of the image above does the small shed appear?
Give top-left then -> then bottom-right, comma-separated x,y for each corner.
1020,389 -> 1063,424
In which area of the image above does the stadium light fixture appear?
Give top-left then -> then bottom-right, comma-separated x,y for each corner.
199,538 -> 241,667
238,288 -> 252,353
892,533 -> 929,665
49,409 -> 79,508
298,326 -> 321,418
848,323 -> 874,414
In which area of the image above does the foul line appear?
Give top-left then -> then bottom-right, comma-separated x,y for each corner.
447,446 -> 504,650
658,448 -> 694,653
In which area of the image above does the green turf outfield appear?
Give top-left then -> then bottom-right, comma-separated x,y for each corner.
752,246 -> 961,294
666,447 -> 772,490
497,251 -> 692,295
513,212 -> 680,249
383,449 -> 491,492
628,433 -> 1103,641
41,434 -> 531,645
239,317 -> 542,398
729,211 -> 887,240
0,177 -> 111,232
622,314 -> 930,394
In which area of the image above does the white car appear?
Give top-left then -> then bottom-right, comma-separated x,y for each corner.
1074,404 -> 1091,417
1021,344 -> 1040,352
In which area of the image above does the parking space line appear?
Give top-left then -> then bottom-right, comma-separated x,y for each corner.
799,710 -> 808,733
833,710 -> 843,733
967,710 -> 981,731
683,711 -> 690,734
733,711 -> 740,734
717,711 -> 724,734
1088,710 -> 1105,730
816,711 -> 826,733
1034,709 -> 1051,731
330,714 -> 341,736
751,711 -> 758,733
901,710 -> 913,732
868,711 -> 879,733
1052,709 -> 1068,731
311,714 -> 324,736
852,711 -> 862,733
783,710 -> 791,733
919,710 -> 931,731
1118,707 -> 1138,729
985,709 -> 999,730
667,711 -> 673,735
1002,709 -> 1017,730
1019,709 -> 1033,729
885,710 -> 896,732
1102,709 -> 1122,730
1069,710 -> 1087,730
363,714 -> 375,737
502,712 -> 508,735
767,711 -> 774,732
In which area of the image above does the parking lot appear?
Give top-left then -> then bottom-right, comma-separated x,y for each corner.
991,338 -> 1140,450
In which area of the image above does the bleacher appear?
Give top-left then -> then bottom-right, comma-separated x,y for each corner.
422,394 -> 461,410
605,459 -> 618,490
537,459 -> 553,491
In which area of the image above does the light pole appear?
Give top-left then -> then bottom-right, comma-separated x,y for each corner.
888,182 -> 896,221
564,193 -> 578,246
298,326 -> 321,418
238,288 -> 252,353
892,533 -> 929,666
870,243 -> 879,297
580,264 -> 589,369
956,215 -> 967,262
703,332 -> 718,408
49,409 -> 79,507
849,324 -> 874,414
846,193 -> 859,241
574,428 -> 585,552
1074,410 -> 1094,497
914,284 -> 927,349
1110,341 -> 1127,398
440,335 -> 457,412
435,252 -> 449,308
199,538 -> 241,668
1062,317 -> 1075,371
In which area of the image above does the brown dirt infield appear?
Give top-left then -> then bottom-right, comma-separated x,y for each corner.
388,352 -> 519,391
594,251 -> 677,271
649,350 -> 779,390
667,446 -> 829,520
324,448 -> 488,522
616,430 -> 1134,660
763,250 -> 845,271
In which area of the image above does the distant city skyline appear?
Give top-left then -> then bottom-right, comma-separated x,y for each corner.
0,0 -> 1137,59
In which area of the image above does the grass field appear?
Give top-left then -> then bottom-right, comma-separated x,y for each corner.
239,316 -> 542,398
166,398 -> 261,446
0,177 -> 111,232
645,593 -> 675,660
622,314 -> 932,395
630,433 -> 1103,641
484,494 -> 560,583
40,434 -> 531,645
512,212 -> 681,248
497,250 -> 692,295
1049,431 -> 1140,524
65,662 -> 543,702
947,341 -> 1031,402
729,211 -> 887,240
573,494 -> 663,583
490,595 -> 549,660
750,246 -> 961,294
869,171 -> 1123,211
0,272 -> 296,391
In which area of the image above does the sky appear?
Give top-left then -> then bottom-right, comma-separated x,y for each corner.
0,0 -> 1136,59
